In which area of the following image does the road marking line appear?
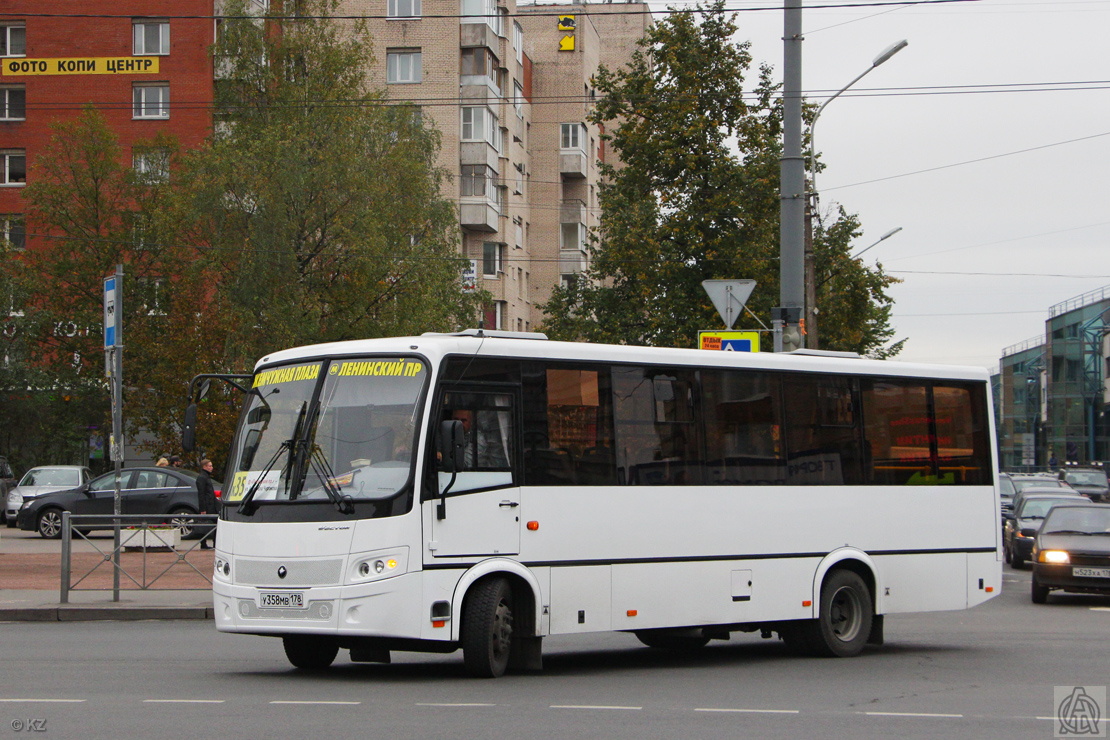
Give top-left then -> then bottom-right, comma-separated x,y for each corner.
551,705 -> 641,711
270,700 -> 361,705
1090,607 -> 1110,611
415,703 -> 497,707
0,699 -> 86,703
864,712 -> 963,718
695,708 -> 800,714
143,699 -> 225,704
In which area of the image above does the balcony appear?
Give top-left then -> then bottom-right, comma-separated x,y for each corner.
460,142 -> 499,170
461,202 -> 499,232
560,198 -> 586,225
559,249 -> 587,275
460,22 -> 499,51
560,149 -> 587,179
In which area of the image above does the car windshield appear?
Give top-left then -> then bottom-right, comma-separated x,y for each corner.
18,468 -> 81,487
999,476 -> 1016,497
225,357 -> 427,510
1043,507 -> 1110,536
1019,499 -> 1068,519
1013,477 -> 1062,492
1065,471 -> 1108,487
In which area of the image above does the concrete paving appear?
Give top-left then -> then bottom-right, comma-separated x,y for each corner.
0,526 -> 214,621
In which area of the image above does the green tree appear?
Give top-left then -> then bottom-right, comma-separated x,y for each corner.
179,0 -> 479,371
541,0 -> 901,357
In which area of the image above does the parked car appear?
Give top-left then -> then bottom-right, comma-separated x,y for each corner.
0,457 -> 16,524
1058,466 -> 1109,502
1009,485 -> 1084,524
1003,493 -> 1084,568
5,465 -> 91,526
1030,503 -> 1110,603
1010,473 -> 1071,494
15,467 -> 221,540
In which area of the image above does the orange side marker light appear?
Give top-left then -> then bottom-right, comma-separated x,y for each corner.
802,600 -> 812,608
526,521 -> 539,531
627,610 -> 637,617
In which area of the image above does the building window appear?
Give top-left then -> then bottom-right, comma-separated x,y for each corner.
133,19 -> 170,55
461,0 -> 500,34
461,47 -> 497,78
561,122 -> 586,151
461,106 -> 499,149
133,148 -> 169,182
0,86 -> 25,120
133,84 -> 169,119
1,150 -> 26,186
561,222 -> 586,252
460,165 -> 497,198
513,23 -> 523,64
513,81 -> 524,119
387,49 -> 422,84
0,25 -> 25,58
0,215 -> 25,250
388,0 -> 421,18
482,241 -> 503,276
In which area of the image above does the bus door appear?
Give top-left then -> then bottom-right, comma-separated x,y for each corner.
428,388 -> 520,558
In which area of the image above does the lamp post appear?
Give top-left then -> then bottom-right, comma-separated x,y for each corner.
853,226 -> 903,259
805,39 -> 907,349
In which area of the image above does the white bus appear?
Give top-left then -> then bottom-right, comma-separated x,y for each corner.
204,330 -> 1000,677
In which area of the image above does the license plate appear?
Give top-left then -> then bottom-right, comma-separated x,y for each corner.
259,591 -> 305,608
1072,567 -> 1110,579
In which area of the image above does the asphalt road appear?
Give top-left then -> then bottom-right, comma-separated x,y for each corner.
1,562 -> 1107,740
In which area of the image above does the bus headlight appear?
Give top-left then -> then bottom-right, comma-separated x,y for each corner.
352,552 -> 405,583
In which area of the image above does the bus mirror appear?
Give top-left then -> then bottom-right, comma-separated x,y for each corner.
247,405 -> 271,426
182,404 -> 197,452
439,420 -> 464,473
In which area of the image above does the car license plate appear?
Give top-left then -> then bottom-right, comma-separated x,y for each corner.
259,591 -> 305,608
1072,567 -> 1110,579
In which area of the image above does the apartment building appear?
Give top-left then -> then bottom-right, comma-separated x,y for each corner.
356,0 -> 649,331
0,2 -> 214,254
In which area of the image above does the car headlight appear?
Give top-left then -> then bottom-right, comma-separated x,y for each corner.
1040,550 -> 1070,564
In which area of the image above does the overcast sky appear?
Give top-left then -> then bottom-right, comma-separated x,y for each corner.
630,0 -> 1110,370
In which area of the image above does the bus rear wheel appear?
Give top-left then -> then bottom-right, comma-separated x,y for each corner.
282,635 -> 339,670
462,577 -> 514,678
803,569 -> 873,658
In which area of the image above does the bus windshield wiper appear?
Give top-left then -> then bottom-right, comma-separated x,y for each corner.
308,444 -> 355,515
237,439 -> 292,516
239,402 -> 307,515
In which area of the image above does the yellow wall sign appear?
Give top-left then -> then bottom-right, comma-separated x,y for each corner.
699,330 -> 761,352
2,57 -> 160,76
558,15 -> 575,51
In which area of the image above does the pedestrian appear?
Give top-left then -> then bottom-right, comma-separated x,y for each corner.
155,457 -> 169,467
168,455 -> 183,468
196,459 -> 218,550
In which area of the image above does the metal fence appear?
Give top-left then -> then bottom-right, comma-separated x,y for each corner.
59,512 -> 218,603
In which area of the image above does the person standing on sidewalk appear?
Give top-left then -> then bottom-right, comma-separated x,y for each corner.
196,459 -> 218,550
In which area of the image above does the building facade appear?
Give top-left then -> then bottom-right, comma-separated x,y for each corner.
997,286 -> 1110,470
354,0 -> 649,331
0,2 -> 215,254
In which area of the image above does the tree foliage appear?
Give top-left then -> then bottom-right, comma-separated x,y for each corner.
541,0 -> 902,357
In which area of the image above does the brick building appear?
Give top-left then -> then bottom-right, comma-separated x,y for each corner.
0,2 -> 214,254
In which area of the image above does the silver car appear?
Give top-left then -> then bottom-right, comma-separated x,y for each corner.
4,465 -> 91,526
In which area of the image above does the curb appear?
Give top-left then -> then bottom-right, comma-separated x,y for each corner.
0,606 -> 213,622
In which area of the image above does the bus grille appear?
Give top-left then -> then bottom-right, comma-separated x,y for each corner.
235,558 -> 344,587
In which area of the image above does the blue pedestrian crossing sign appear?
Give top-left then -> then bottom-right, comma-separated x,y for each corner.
699,330 -> 761,352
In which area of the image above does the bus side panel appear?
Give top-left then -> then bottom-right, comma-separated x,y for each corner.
873,552 -> 968,613
610,558 -> 819,631
549,566 -> 612,633
967,550 -> 1002,608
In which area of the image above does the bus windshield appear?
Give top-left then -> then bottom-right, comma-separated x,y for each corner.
225,357 -> 427,510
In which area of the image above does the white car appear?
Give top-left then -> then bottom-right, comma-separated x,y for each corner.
4,465 -> 91,526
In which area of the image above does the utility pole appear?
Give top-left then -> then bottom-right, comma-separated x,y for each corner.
777,0 -> 805,352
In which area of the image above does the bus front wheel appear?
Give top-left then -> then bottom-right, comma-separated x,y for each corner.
282,635 -> 339,670
462,577 -> 514,678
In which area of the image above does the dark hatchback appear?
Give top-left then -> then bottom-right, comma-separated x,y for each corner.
1030,503 -> 1110,603
1003,493 -> 1082,568
16,467 -> 221,539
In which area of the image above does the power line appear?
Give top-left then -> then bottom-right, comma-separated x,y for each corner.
889,269 -> 1110,278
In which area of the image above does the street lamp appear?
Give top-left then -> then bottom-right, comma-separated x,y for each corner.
853,226 -> 903,259
805,39 -> 907,349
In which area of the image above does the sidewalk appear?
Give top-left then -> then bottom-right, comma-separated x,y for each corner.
1,527 -> 214,622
